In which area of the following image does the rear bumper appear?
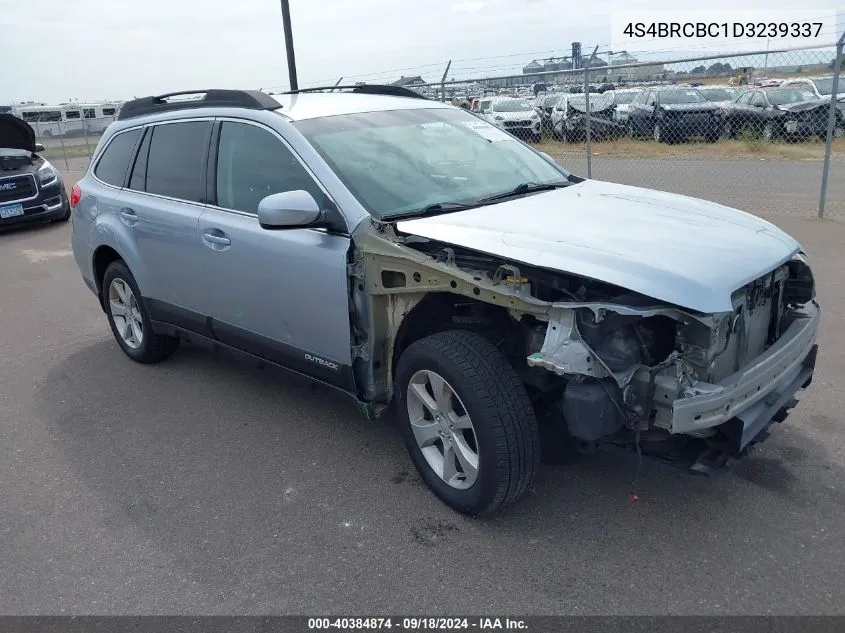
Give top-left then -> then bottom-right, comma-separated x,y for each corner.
667,302 -> 819,449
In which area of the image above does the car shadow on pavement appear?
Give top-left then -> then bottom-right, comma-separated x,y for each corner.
29,338 -> 845,612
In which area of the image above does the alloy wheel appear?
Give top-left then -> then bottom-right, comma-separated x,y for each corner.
406,369 -> 480,489
108,278 -> 143,349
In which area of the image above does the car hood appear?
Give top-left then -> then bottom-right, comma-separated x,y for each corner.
0,113 -> 36,152
775,99 -> 828,113
396,180 -> 801,314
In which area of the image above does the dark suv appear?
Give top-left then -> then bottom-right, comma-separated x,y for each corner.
0,114 -> 70,227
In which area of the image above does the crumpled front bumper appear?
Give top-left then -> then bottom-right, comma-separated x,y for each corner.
657,302 -> 819,449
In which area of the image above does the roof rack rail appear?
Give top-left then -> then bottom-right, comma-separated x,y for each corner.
279,84 -> 429,100
117,89 -> 281,120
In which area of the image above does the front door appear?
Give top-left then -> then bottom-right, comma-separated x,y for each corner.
197,119 -> 354,389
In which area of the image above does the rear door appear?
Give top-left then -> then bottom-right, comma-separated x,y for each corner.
120,119 -> 212,325
196,119 -> 354,388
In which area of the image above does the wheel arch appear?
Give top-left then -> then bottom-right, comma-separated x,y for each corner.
390,292 -> 527,384
92,245 -> 123,310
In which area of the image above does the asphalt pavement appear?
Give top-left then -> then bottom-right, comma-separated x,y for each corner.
1,169 -> 844,615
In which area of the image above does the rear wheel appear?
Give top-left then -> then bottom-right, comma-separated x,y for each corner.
102,261 -> 179,363
395,330 -> 541,516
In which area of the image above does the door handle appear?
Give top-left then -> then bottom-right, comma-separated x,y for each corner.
202,230 -> 231,248
119,207 -> 138,226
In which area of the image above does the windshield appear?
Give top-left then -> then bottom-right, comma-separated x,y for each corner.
813,78 -> 834,96
612,91 -> 637,104
491,99 -> 534,112
658,89 -> 707,104
293,108 -> 570,219
767,89 -> 818,105
543,95 -> 561,106
699,88 -> 737,101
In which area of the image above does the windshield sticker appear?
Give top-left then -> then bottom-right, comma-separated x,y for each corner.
461,120 -> 513,142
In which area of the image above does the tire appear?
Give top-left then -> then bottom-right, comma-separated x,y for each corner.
102,260 -> 179,364
395,330 -> 541,516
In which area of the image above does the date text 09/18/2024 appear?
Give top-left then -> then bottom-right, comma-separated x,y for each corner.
307,617 -> 528,630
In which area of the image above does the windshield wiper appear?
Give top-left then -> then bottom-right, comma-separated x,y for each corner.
388,201 -> 482,221
476,181 -> 572,204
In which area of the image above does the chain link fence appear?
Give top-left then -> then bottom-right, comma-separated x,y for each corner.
405,42 -> 845,219
27,114 -> 118,173
21,42 -> 844,219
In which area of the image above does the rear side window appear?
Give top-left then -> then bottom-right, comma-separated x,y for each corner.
215,121 -> 322,214
94,128 -> 142,187
128,128 -> 152,192
144,122 -> 211,202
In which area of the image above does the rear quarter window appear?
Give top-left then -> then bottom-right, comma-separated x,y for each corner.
93,128 -> 142,187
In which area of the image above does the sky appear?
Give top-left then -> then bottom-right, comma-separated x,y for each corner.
4,0 -> 844,104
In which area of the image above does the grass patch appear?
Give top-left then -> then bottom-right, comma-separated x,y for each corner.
737,128 -> 763,152
535,136 -> 845,161
41,146 -> 93,162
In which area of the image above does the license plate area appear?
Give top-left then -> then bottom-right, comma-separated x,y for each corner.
0,203 -> 24,219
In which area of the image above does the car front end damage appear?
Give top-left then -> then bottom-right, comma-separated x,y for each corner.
350,223 -> 819,473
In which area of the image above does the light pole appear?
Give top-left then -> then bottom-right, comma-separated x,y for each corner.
280,0 -> 299,91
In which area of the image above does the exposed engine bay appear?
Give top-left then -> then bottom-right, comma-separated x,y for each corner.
0,149 -> 43,175
350,223 -> 817,472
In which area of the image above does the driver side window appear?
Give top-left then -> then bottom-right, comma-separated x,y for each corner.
750,92 -> 766,108
479,100 -> 492,114
215,122 -> 323,215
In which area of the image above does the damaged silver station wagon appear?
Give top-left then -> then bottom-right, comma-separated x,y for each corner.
70,87 -> 820,516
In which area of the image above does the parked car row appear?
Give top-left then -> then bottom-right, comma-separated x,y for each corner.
518,76 -> 844,145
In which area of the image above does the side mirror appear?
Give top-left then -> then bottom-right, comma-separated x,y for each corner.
34,143 -> 46,153
257,190 -> 322,229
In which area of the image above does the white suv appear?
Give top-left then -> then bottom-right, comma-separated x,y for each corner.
477,97 -> 541,142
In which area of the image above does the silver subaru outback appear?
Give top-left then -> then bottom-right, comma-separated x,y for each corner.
70,87 -> 819,516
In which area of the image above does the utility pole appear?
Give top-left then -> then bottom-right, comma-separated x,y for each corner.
280,0 -> 299,91
584,45 -> 599,179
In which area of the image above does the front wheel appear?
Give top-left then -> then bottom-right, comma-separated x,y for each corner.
762,122 -> 775,141
395,330 -> 541,516
102,261 -> 180,363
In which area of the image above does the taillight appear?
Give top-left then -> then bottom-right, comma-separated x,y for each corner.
70,183 -> 81,208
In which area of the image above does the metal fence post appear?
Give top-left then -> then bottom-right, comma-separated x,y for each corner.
57,120 -> 69,171
440,60 -> 452,103
818,33 -> 845,219
584,46 -> 599,179
82,117 -> 92,161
